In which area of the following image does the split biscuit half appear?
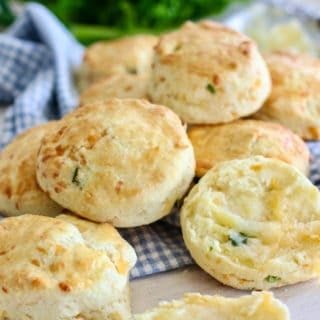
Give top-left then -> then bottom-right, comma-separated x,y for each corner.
181,156 -> 320,290
77,34 -> 158,90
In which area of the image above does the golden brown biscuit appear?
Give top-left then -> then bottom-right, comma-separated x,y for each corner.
147,21 -> 271,124
0,214 -> 137,320
77,34 -> 158,90
79,73 -> 148,107
253,51 -> 320,140
135,292 -> 289,320
0,122 -> 63,217
188,120 -> 310,177
181,156 -> 320,290
36,99 -> 195,227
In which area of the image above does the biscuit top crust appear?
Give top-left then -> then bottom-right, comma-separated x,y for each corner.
0,214 -> 136,293
265,51 -> 320,108
256,50 -> 320,139
188,120 -> 310,176
155,20 -> 257,78
36,98 -> 193,223
84,34 -> 158,75
0,122 -> 56,201
79,73 -> 148,107
135,292 -> 289,320
0,122 -> 62,216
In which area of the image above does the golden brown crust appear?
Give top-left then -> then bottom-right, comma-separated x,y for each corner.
0,122 -> 63,217
147,21 -> 271,124
0,214 -> 136,319
79,73 -> 148,107
188,120 -> 310,177
253,51 -> 320,140
77,34 -> 158,91
36,99 -> 195,227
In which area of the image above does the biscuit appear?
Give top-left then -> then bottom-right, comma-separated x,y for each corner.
0,214 -> 137,320
36,99 -> 195,227
0,122 -> 63,217
77,34 -> 158,90
181,156 -> 320,290
147,21 -> 271,124
188,120 -> 310,177
135,291 -> 289,320
79,73 -> 148,107
253,51 -> 320,140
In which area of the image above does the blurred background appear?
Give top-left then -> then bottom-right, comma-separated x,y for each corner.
0,0 -> 250,44
1,0 -> 319,49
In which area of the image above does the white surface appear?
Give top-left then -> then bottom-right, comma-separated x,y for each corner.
132,265 -> 320,319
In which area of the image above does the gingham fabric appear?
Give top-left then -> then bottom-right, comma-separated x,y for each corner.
0,3 -> 193,279
0,3 -> 83,149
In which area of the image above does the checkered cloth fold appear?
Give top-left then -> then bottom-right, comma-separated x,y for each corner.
0,3 -> 193,279
0,3 -> 82,149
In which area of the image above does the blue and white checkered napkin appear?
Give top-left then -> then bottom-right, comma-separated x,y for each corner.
0,3 -> 193,279
0,3 -> 83,149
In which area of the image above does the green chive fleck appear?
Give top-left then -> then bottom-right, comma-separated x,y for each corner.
127,67 -> 137,74
265,275 -> 281,283
229,232 -> 250,247
174,43 -> 182,51
206,83 -> 216,94
209,246 -> 213,252
174,198 -> 183,208
72,167 -> 80,186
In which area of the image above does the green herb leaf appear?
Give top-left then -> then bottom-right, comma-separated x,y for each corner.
32,0 -> 250,45
229,232 -> 250,246
127,67 -> 137,74
209,246 -> 213,252
265,275 -> 281,283
0,0 -> 15,26
72,167 -> 81,186
206,83 -> 216,94
174,198 -> 183,208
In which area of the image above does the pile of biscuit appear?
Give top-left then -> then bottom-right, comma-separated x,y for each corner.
1,19 -> 320,319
